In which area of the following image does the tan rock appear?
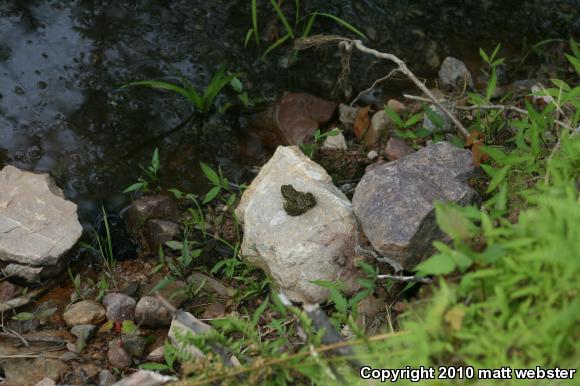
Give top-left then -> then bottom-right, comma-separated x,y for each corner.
63,300 -> 106,327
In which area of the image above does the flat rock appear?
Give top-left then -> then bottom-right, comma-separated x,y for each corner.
63,300 -> 106,327
438,57 -> 474,91
103,293 -> 136,322
322,132 -> 347,150
252,93 -> 336,146
352,142 -> 478,270
0,166 -> 82,282
110,370 -> 175,386
135,296 -> 172,327
236,146 -> 360,303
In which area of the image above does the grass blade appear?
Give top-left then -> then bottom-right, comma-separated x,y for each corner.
251,0 -> 259,44
202,65 -> 236,112
262,33 -> 291,58
124,80 -> 202,109
270,0 -> 294,38
312,12 -> 366,39
301,14 -> 316,38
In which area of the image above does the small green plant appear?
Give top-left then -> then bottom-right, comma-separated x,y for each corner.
246,0 -> 366,59
228,75 -> 263,109
124,64 -> 236,114
300,128 -> 341,158
123,148 -> 161,194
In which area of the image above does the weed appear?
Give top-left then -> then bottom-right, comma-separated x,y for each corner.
123,147 -> 161,194
300,128 -> 341,158
246,0 -> 365,59
124,64 -> 237,114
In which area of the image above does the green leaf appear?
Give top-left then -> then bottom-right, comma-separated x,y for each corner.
124,80 -> 202,109
123,182 -> 146,194
486,68 -> 497,101
202,186 -> 222,205
121,320 -> 138,335
482,165 -> 510,193
435,203 -> 475,241
384,105 -> 403,128
200,162 -> 220,185
244,28 -> 254,47
415,253 -> 456,276
251,0 -> 259,44
149,277 -> 175,295
230,77 -> 243,93
140,363 -> 170,371
12,312 -> 35,321
252,297 -> 269,326
479,48 -> 489,64
329,288 -> 348,314
165,240 -> 183,250
312,12 -> 367,39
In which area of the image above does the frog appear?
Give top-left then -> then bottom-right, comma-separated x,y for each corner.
281,184 -> 317,216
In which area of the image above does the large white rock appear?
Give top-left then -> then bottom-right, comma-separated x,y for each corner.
0,165 -> 82,282
236,146 -> 359,304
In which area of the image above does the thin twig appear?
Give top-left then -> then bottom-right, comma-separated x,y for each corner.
0,327 -> 29,347
376,274 -> 433,284
350,68 -> 400,107
403,94 -> 573,130
346,40 -> 470,139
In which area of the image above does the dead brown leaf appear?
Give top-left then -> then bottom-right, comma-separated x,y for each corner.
353,106 -> 370,141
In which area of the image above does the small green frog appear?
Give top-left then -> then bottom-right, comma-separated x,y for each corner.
281,184 -> 317,216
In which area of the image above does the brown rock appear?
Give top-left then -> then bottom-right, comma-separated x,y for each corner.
384,137 -> 414,161
63,300 -> 106,327
135,296 -> 172,327
201,303 -> 227,319
0,281 -> 23,302
108,339 -> 132,369
144,219 -> 180,253
387,99 -> 407,114
125,194 -> 180,231
251,93 -> 336,147
366,110 -> 392,147
103,293 -> 136,322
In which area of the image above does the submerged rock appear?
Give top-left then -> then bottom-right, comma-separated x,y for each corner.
252,93 -> 336,147
0,165 -> 82,283
352,142 -> 478,270
236,146 -> 360,303
438,57 -> 474,92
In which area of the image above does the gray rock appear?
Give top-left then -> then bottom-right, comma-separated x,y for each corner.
168,312 -> 209,360
98,370 -> 118,386
110,370 -> 175,386
236,146 -> 360,303
144,219 -> 180,254
108,339 -> 132,369
103,293 -> 136,322
322,132 -> 347,150
63,300 -> 106,327
135,296 -> 172,327
339,104 -> 358,129
352,142 -> 478,270
0,166 -> 82,283
438,57 -> 474,92
71,324 -> 96,341
145,346 -> 165,363
121,335 -> 147,358
34,378 -> 56,386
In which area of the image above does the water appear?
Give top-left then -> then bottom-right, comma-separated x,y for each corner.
0,0 -> 577,224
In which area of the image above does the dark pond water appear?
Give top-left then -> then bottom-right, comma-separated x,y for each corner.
0,0 -> 578,225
